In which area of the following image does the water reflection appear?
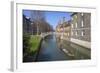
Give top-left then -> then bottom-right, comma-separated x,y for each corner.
55,34 -> 91,60
36,33 -> 91,62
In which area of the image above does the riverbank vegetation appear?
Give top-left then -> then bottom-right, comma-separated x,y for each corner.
29,35 -> 41,53
23,34 -> 41,62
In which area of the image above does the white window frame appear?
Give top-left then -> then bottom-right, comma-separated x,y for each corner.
81,31 -> 84,36
81,20 -> 84,27
81,13 -> 84,16
75,22 -> 77,28
81,30 -> 85,36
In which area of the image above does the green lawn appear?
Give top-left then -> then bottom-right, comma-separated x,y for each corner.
29,35 -> 41,53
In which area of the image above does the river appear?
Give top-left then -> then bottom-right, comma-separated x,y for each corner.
36,33 -> 91,62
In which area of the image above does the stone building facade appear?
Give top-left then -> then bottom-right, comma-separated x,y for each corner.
56,18 -> 71,42
23,15 -> 32,35
71,13 -> 91,48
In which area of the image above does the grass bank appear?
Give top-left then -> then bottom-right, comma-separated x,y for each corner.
23,34 -> 42,62
29,35 -> 41,53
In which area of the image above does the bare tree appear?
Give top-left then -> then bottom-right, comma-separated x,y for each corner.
31,10 -> 53,35
31,10 -> 46,35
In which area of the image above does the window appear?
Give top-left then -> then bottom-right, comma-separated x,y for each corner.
81,31 -> 83,36
81,30 -> 85,36
81,13 -> 84,27
81,13 -> 84,16
75,22 -> 77,28
75,31 -> 77,36
71,24 -> 73,28
81,20 -> 84,27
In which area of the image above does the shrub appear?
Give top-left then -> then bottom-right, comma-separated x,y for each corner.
23,34 -> 31,55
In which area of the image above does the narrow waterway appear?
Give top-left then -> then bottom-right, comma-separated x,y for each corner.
36,33 -> 91,62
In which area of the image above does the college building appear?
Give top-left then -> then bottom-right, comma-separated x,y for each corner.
56,17 -> 71,42
70,13 -> 91,48
23,15 -> 32,35
56,12 -> 91,49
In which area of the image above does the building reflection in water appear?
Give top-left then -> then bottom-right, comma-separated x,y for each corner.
55,34 -> 91,60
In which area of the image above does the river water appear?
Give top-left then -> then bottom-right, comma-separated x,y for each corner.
36,33 -> 91,62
